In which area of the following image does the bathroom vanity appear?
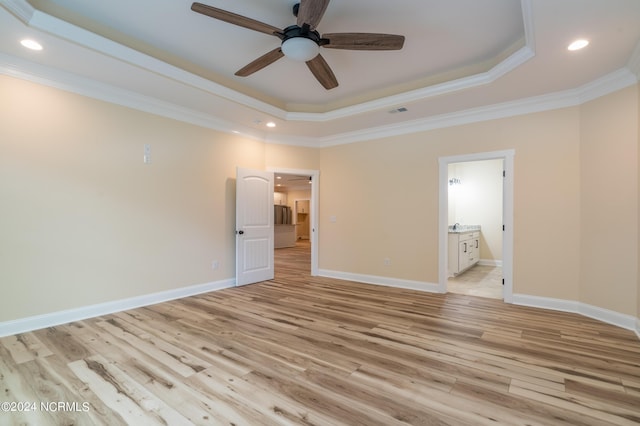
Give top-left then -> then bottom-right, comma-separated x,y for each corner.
448,225 -> 481,276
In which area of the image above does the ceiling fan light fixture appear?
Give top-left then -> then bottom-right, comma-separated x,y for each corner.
281,37 -> 320,62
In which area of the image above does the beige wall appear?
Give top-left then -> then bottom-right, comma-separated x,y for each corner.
579,85 -> 638,317
1,73 -> 639,328
320,108 -> 583,300
265,143 -> 319,171
0,75 -> 266,322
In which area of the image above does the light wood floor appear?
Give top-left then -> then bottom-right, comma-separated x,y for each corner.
1,242 -> 640,425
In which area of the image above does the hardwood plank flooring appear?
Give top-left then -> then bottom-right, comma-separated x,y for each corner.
1,241 -> 639,425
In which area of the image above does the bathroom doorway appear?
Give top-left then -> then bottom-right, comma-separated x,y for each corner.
438,150 -> 514,303
447,159 -> 503,299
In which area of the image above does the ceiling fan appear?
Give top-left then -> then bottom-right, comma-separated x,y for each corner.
191,0 -> 405,90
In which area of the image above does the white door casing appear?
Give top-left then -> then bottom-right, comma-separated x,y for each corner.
236,168 -> 274,286
267,167 -> 320,276
438,150 -> 514,302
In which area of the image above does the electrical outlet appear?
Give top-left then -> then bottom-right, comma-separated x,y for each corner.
211,260 -> 219,270
383,258 -> 391,266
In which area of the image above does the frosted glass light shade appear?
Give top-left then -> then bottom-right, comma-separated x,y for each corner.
281,37 -> 319,62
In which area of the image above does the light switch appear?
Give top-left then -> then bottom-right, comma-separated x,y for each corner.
143,144 -> 151,164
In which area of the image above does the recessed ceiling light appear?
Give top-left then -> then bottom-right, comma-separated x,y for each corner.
568,39 -> 589,51
20,39 -> 43,51
266,122 -> 276,128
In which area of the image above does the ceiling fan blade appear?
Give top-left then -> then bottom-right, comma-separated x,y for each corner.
306,54 -> 338,90
191,2 -> 282,37
297,0 -> 331,30
322,33 -> 405,50
235,48 -> 284,77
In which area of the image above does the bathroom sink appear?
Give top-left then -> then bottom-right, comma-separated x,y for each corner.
448,224 -> 481,233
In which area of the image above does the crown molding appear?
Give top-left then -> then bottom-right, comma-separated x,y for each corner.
286,0 -> 536,122
0,0 -> 34,22
627,39 -> 640,79
2,0 -> 535,122
273,66 -> 636,148
1,0 -> 635,148
286,45 -> 535,123
3,48 -> 635,149
25,8 -> 287,119
0,51 -> 268,142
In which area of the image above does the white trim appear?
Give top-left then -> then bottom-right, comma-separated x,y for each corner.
26,8 -> 286,120
511,294 -> 579,313
0,52 -> 269,142
318,269 -> 440,293
577,68 -> 638,104
305,68 -> 637,147
286,45 -> 535,123
0,1 -> 635,147
0,0 -> 34,21
1,0 -> 535,123
267,167 -> 320,276
626,38 -> 640,78
319,270 -> 638,339
0,278 -> 235,338
512,294 -> 638,333
0,44 -> 635,149
438,150 -> 515,303
478,259 -> 503,267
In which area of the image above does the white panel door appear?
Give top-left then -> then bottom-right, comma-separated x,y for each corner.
236,168 -> 274,286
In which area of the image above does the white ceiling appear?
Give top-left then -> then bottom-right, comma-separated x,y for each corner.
1,0 -> 639,146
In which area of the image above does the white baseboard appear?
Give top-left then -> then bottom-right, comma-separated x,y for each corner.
317,271 -> 637,338
512,293 -> 638,333
0,278 -> 235,338
478,259 -> 503,267
3,275 -> 636,341
318,269 -> 441,293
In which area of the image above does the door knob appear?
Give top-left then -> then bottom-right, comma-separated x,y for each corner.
237,230 -> 244,235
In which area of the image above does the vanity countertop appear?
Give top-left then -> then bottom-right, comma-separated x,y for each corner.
448,225 -> 481,233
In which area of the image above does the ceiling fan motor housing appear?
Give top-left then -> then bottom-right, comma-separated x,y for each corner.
281,25 -> 322,61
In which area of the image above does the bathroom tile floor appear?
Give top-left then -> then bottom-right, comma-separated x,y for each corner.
447,265 -> 503,299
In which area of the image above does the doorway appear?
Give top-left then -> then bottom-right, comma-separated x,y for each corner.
447,159 -> 503,299
268,167 -> 319,276
438,150 -> 514,303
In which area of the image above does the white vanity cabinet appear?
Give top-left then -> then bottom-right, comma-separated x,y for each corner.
448,230 -> 480,275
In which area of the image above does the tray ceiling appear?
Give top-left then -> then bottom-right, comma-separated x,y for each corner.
1,0 -> 639,145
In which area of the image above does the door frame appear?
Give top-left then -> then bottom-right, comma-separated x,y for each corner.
267,167 -> 319,276
438,150 -> 514,303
